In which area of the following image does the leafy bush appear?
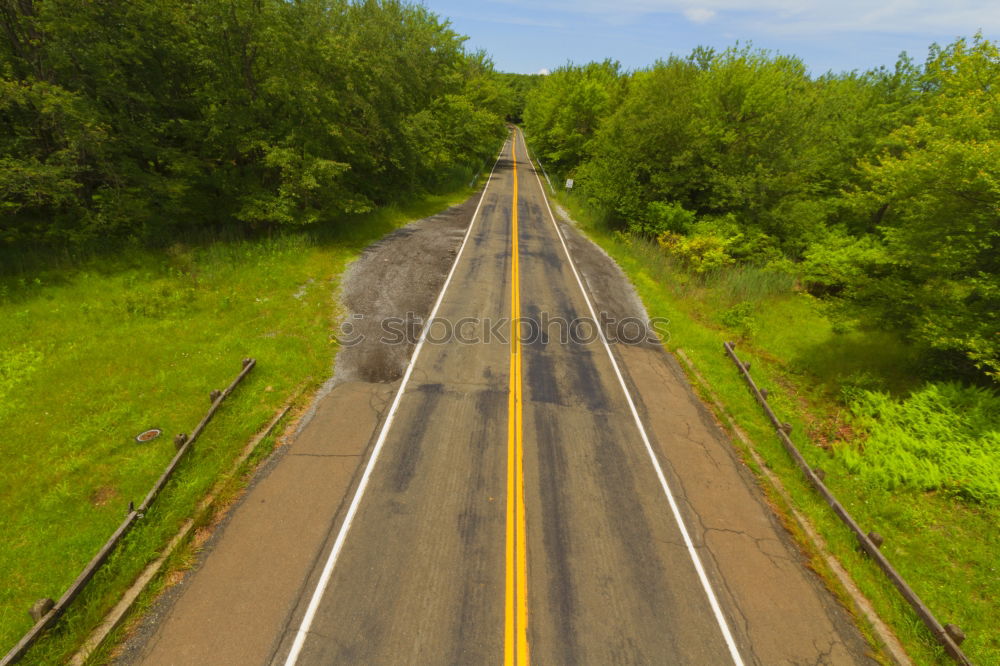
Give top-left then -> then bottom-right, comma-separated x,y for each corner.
632,200 -> 696,237
837,369 -> 887,394
657,232 -> 733,273
801,230 -> 886,296
689,215 -> 784,264
837,383 -> 1000,504
719,302 -> 758,338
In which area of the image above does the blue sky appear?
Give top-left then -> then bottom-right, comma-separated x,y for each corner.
419,1 -> 999,76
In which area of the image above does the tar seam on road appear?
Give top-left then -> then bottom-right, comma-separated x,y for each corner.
505,141 -> 530,666
515,128 -> 746,666
281,136 -> 511,666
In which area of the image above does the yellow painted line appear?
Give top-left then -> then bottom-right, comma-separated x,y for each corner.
505,138 -> 530,665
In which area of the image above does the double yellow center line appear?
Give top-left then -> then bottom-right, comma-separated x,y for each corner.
505,137 -> 530,665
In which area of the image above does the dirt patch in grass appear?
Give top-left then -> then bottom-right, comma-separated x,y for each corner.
89,487 -> 119,508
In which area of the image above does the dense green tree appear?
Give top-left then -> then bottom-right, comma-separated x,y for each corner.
846,36 -> 1000,379
524,39 -> 999,383
496,71 -> 543,123
575,47 -> 895,255
0,0 -> 508,245
573,57 -> 700,227
523,60 -> 624,176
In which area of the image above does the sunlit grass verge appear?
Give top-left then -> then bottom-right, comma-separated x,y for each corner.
0,185 -> 478,664
554,190 -> 1000,665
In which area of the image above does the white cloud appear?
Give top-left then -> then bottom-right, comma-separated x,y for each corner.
537,68 -> 551,75
490,0 -> 1000,35
683,7 -> 716,23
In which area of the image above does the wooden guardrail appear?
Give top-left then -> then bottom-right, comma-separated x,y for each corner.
723,342 -> 971,665
1,358 -> 256,666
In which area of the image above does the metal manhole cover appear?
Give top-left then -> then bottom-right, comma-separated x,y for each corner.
135,428 -> 162,443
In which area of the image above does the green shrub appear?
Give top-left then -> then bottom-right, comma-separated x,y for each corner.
633,200 -> 696,236
801,230 -> 886,296
657,231 -> 734,273
719,301 -> 758,339
837,382 -> 1000,504
689,214 -> 784,264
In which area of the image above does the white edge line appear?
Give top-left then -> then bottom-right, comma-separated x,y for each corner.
516,129 -> 746,666
284,135 -> 511,665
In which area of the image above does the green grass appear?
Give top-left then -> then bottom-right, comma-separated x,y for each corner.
0,187 -> 478,664
555,192 -> 1000,665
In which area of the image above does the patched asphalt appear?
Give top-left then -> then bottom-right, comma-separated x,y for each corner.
118,131 -> 879,665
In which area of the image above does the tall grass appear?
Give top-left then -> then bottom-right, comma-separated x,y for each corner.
706,264 -> 797,303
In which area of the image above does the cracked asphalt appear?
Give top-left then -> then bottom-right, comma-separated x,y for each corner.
121,130 -> 878,665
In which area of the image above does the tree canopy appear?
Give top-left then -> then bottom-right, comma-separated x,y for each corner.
0,0 -> 510,246
524,39 -> 1000,382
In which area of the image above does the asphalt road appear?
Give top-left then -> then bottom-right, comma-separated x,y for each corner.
124,130 -> 878,665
